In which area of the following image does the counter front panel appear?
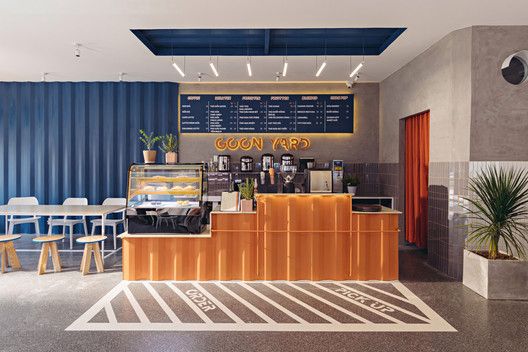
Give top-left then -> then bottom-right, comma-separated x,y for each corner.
122,194 -> 400,281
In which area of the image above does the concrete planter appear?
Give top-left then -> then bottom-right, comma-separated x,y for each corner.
463,249 -> 528,300
347,186 -> 357,195
240,199 -> 253,212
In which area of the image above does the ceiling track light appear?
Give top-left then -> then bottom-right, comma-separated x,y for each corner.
349,62 -> 364,78
41,72 -> 48,82
118,72 -> 125,82
247,57 -> 252,77
73,42 -> 81,58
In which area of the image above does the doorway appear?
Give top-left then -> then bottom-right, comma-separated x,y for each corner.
404,111 -> 430,248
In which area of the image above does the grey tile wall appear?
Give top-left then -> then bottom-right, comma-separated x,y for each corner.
427,162 -> 469,280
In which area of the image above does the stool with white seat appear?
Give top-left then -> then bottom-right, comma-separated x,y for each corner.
90,198 -> 126,249
47,198 -> 89,250
6,197 -> 41,235
0,235 -> 22,273
76,235 -> 106,275
33,235 -> 64,275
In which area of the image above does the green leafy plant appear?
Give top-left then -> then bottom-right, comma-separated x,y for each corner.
344,174 -> 360,187
159,133 -> 178,153
139,129 -> 161,150
463,166 -> 528,260
239,178 -> 255,201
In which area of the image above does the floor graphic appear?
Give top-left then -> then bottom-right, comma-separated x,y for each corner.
67,281 -> 456,332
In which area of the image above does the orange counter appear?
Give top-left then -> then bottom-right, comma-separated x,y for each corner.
121,194 -> 400,281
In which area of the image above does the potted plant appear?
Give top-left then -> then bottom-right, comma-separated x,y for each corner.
462,166 -> 528,300
239,178 -> 255,212
344,174 -> 360,195
139,129 -> 161,164
159,133 -> 178,164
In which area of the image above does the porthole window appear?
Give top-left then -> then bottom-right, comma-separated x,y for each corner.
501,50 -> 528,85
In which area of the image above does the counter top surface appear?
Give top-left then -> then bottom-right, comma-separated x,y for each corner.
255,193 -> 351,197
352,206 -> 402,214
119,227 -> 211,239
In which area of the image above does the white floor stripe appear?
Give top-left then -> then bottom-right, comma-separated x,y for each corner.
66,281 -> 457,332
105,303 -> 117,324
216,283 -> 275,324
123,285 -> 149,323
194,283 -> 244,324
392,282 -> 456,331
166,282 -> 213,324
262,283 -> 339,324
66,281 -> 127,330
144,283 -> 180,323
312,283 -> 404,324
285,282 -> 371,324
239,282 -> 308,324
356,282 -> 413,304
332,283 -> 431,323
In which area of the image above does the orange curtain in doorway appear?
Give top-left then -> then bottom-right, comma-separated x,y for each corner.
405,111 -> 430,248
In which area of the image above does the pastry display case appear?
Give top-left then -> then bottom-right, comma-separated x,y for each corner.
126,163 -> 207,234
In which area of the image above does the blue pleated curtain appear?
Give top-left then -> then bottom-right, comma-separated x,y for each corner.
0,82 -> 179,232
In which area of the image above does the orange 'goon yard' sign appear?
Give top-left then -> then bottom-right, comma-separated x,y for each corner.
215,137 -> 311,152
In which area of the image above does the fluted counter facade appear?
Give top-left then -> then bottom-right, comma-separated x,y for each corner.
121,194 -> 400,281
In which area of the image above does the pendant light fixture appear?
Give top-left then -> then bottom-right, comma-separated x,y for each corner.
209,56 -> 219,77
349,60 -> 364,78
247,56 -> 252,77
171,51 -> 185,77
172,61 -> 185,77
315,41 -> 327,77
315,56 -> 327,77
282,43 -> 288,77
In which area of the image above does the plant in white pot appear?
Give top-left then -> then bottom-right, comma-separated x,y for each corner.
462,166 -> 528,300
239,178 -> 255,212
139,129 -> 161,164
160,133 -> 178,164
344,174 -> 359,195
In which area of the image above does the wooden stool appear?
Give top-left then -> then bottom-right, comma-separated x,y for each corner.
77,236 -> 107,275
0,235 -> 22,273
33,235 -> 65,275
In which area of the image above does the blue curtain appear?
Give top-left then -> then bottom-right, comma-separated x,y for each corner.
0,82 -> 179,232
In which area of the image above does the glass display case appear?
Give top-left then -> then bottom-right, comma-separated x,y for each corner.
126,163 -> 207,234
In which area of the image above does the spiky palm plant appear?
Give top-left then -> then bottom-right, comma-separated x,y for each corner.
464,166 -> 528,260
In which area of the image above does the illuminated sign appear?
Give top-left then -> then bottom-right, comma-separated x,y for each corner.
215,137 -> 311,152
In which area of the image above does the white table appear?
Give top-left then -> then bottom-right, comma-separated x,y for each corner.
0,205 -> 126,259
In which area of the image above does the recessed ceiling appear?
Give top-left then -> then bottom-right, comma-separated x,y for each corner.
0,0 -> 527,82
131,28 -> 405,56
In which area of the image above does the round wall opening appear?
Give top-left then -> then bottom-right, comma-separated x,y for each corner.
501,50 -> 528,85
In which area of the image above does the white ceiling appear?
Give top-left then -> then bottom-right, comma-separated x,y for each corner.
1,0 -> 527,83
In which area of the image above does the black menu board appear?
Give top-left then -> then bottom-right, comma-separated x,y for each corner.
179,94 -> 354,133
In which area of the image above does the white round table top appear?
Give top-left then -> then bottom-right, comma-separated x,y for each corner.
0,234 -> 22,242
33,235 -> 65,243
76,235 -> 107,244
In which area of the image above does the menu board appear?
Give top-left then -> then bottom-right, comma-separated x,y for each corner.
179,94 -> 354,133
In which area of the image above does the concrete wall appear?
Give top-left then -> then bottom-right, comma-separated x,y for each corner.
178,82 -> 379,163
470,26 -> 528,161
379,28 -> 473,163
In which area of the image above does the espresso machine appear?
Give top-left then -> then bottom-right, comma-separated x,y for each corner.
218,155 -> 231,172
240,156 -> 253,172
261,153 -> 274,171
280,154 -> 295,172
332,160 -> 344,193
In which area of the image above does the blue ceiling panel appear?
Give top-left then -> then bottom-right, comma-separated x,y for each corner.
131,28 -> 406,56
